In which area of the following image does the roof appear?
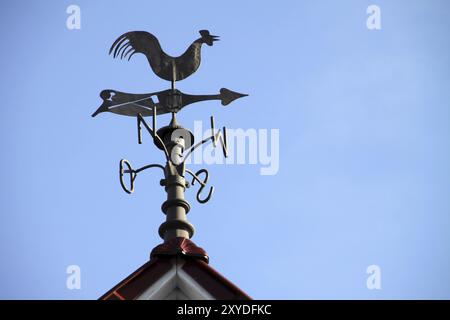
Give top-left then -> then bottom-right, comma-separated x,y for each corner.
100,238 -> 251,300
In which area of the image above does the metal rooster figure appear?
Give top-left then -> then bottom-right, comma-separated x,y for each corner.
92,30 -> 247,241
110,30 -> 218,81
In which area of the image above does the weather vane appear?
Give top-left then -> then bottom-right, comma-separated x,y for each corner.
92,30 -> 247,241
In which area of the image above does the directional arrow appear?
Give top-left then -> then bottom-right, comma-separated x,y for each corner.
92,88 -> 247,118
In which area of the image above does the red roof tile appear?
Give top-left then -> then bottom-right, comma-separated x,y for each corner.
100,238 -> 251,300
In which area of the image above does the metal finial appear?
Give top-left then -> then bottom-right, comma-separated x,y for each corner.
92,30 -> 246,241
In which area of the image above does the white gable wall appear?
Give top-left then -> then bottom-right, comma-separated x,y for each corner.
136,258 -> 214,300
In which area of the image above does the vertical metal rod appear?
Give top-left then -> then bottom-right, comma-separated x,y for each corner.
171,112 -> 177,125
222,126 -> 228,157
137,114 -> 142,144
171,62 -> 176,90
210,116 -> 217,147
153,106 -> 157,132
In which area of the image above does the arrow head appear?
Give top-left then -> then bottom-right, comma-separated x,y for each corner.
220,88 -> 248,106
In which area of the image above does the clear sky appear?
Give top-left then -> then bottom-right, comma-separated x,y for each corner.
1,0 -> 449,299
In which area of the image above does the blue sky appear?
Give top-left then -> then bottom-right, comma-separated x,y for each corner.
1,0 -> 450,299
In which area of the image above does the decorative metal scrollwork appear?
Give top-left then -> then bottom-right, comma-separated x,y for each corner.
186,169 -> 214,204
181,116 -> 228,164
119,159 -> 165,194
119,159 -> 135,194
